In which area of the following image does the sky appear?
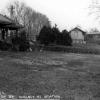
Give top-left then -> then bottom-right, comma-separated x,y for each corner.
0,0 -> 100,31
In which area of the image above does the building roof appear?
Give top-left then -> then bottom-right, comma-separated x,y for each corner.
3,23 -> 24,30
0,14 -> 12,25
69,27 -> 86,35
0,14 -> 23,30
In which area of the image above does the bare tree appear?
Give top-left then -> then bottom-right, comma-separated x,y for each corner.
6,0 -> 51,41
89,0 -> 100,20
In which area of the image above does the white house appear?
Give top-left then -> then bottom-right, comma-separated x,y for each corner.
69,27 -> 86,44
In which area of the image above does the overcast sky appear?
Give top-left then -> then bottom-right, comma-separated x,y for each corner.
0,0 -> 99,31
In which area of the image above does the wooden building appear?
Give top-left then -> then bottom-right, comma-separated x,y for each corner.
0,14 -> 23,43
69,27 -> 86,44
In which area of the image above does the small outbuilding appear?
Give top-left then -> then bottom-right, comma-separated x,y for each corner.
69,27 -> 86,44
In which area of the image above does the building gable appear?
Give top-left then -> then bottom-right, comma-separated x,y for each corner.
69,27 -> 86,44
69,27 -> 86,36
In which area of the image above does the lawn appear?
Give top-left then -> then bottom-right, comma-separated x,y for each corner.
0,51 -> 100,100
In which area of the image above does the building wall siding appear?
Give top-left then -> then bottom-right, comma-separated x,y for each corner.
70,30 -> 85,44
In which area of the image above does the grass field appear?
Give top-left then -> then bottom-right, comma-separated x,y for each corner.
0,51 -> 100,100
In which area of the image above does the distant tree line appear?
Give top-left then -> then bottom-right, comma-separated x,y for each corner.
0,0 -> 51,51
37,25 -> 72,46
0,0 -> 72,52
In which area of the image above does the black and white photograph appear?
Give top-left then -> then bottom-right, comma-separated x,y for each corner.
0,0 -> 100,100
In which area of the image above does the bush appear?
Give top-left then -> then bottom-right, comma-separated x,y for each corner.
0,41 -> 12,51
38,26 -> 72,46
12,30 -> 30,51
38,26 -> 55,46
19,40 -> 30,51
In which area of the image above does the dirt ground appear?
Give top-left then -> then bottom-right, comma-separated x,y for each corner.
0,51 -> 100,100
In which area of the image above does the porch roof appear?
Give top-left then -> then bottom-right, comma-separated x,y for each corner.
0,14 -> 23,30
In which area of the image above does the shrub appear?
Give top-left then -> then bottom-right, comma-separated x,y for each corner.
0,41 -> 12,51
38,26 -> 72,46
12,30 -> 30,51
19,40 -> 30,51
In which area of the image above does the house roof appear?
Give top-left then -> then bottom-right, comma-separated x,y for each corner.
0,14 -> 13,25
2,23 -> 24,30
0,14 -> 24,30
69,27 -> 86,35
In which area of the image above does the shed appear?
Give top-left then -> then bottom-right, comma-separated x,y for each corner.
69,27 -> 86,44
